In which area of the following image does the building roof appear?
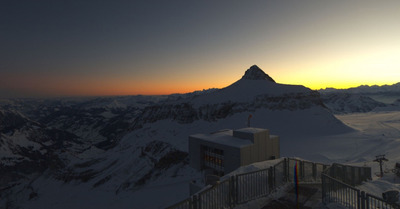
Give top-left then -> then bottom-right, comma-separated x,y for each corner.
190,129 -> 254,148
235,127 -> 267,134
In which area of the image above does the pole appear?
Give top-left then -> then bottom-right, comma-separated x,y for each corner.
373,154 -> 388,177
247,114 -> 252,127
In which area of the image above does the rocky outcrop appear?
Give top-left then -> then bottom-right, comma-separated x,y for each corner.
135,141 -> 188,187
242,65 -> 275,82
132,91 -> 325,129
0,109 -> 81,189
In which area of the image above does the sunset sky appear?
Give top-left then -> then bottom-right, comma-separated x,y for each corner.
1,0 -> 400,98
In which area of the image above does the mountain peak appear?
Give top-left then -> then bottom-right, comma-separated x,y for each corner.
241,65 -> 275,82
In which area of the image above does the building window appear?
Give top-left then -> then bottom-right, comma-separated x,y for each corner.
202,146 -> 224,173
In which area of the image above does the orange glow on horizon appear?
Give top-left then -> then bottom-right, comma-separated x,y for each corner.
0,72 -> 236,97
1,59 -> 399,98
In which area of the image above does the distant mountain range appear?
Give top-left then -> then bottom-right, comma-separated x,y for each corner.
318,82 -> 400,114
0,65 -> 398,208
319,82 -> 400,94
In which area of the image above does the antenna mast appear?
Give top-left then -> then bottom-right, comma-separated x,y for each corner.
247,114 -> 252,127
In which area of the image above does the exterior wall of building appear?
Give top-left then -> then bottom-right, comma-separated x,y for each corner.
224,147 -> 241,173
239,145 -> 252,166
253,129 -> 269,161
189,136 -> 241,174
189,128 -> 280,175
238,129 -> 279,166
189,136 -> 202,170
232,130 -> 254,142
269,135 -> 280,159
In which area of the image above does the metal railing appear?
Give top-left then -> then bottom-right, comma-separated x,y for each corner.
325,163 -> 371,186
236,168 -> 271,204
366,193 -> 400,209
198,178 -> 232,209
273,159 -> 286,188
166,158 -> 327,209
322,173 -> 360,209
322,163 -> 400,209
168,158 -> 400,209
286,159 -> 328,183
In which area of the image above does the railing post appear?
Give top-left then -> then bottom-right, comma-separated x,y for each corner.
229,176 -> 235,208
321,174 -> 326,204
356,190 -> 361,209
192,195 -> 198,209
313,163 -> 317,181
284,158 -> 288,182
360,191 -> 366,209
366,167 -> 372,181
268,166 -> 274,192
235,175 -> 239,204
330,164 -> 335,179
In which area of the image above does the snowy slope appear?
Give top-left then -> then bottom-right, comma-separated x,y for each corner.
0,108 -> 93,194
9,108 -> 400,209
374,98 -> 400,112
0,65 -> 364,209
1,96 -> 166,150
132,65 -> 352,136
191,65 -> 311,106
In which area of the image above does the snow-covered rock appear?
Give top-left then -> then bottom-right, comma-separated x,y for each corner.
319,83 -> 400,105
0,109 -> 85,191
320,92 -> 386,114
132,65 -> 351,136
0,65 -> 357,209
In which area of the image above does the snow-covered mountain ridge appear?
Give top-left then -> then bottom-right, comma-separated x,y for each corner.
319,82 -> 400,94
0,65 -> 354,208
131,65 -> 350,136
320,93 -> 387,114
0,109 -> 86,192
133,91 -> 325,128
191,65 -> 310,106
319,82 -> 400,114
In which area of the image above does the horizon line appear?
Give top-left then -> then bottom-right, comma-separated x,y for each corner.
1,81 -> 399,100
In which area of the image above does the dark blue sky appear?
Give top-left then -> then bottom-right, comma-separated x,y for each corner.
2,1 -> 277,73
1,1 -> 400,97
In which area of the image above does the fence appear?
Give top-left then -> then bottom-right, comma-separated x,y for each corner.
286,158 -> 328,183
322,173 -> 360,209
198,178 -> 232,209
366,193 -> 400,209
322,163 -> 400,209
235,168 -> 272,204
325,163 -> 372,186
166,158 -> 326,209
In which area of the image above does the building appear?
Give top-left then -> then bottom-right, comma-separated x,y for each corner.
189,127 -> 279,175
